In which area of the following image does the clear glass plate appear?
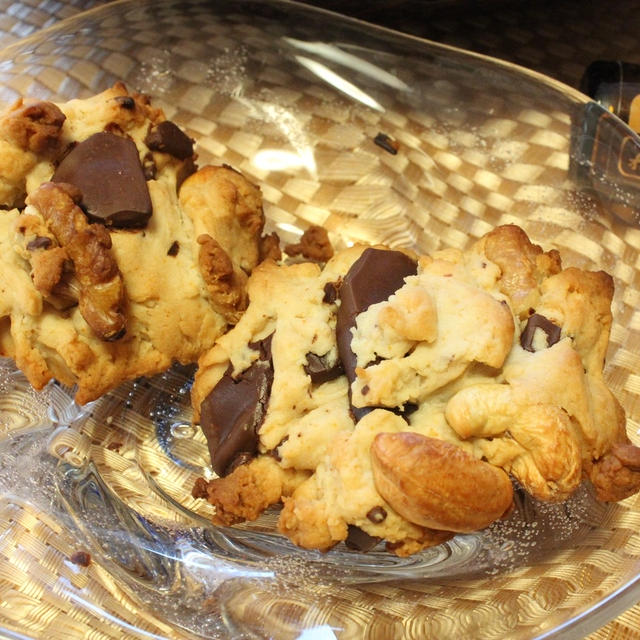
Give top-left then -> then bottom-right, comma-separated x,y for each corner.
1,1 -> 640,638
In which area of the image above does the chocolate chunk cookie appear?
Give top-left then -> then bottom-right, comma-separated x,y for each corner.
191,225 -> 640,556
0,83 -> 267,403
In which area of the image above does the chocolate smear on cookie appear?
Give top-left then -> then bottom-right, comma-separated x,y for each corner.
26,236 -> 52,251
144,120 -> 194,160
336,248 -> 417,421
199,334 -> 274,476
304,352 -> 344,384
520,313 -> 562,352
52,131 -> 152,228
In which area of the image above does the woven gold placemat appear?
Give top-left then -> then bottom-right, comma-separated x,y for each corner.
0,1 -> 639,639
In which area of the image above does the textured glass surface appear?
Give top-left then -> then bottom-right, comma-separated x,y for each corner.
1,1 -> 640,638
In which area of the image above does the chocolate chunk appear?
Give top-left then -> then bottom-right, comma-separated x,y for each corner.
114,96 -> 135,110
26,236 -> 52,251
520,313 -> 562,352
344,525 -> 381,552
366,506 -> 387,524
398,402 -> 419,423
304,352 -> 344,384
322,281 -> 339,304
144,121 -> 194,160
167,241 -> 180,256
336,248 -> 417,421
374,132 -> 399,155
52,131 -> 152,228
199,334 -> 274,476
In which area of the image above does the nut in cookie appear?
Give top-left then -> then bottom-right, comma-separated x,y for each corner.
191,224 -> 640,556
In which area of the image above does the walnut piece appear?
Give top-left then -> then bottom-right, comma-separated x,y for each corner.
0,98 -> 65,154
589,442 -> 640,502
481,224 -> 562,318
285,225 -> 334,262
27,182 -> 126,341
197,233 -> 248,324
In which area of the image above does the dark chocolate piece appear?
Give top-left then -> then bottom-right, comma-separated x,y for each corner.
322,281 -> 339,304
520,313 -> 562,352
52,131 -> 152,228
398,402 -> 419,423
199,334 -> 274,476
226,451 -> 254,474
144,121 -> 194,160
366,506 -> 387,524
26,236 -> 52,251
114,96 -> 135,109
374,132 -> 399,155
336,248 -> 417,421
344,525 -> 381,552
304,352 -> 344,384
167,241 -> 180,256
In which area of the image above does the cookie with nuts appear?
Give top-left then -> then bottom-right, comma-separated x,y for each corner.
191,224 -> 640,556
0,83 -> 267,404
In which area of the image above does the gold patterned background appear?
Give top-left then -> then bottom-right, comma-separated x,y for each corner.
0,1 -> 640,639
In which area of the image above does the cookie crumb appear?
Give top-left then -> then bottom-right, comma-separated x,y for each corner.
192,476 -> 209,499
69,550 -> 91,567
259,231 -> 282,262
284,225 -> 333,262
374,132 -> 399,155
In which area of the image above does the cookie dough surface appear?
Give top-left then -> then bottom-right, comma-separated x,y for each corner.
191,224 -> 640,556
0,84 -> 265,403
